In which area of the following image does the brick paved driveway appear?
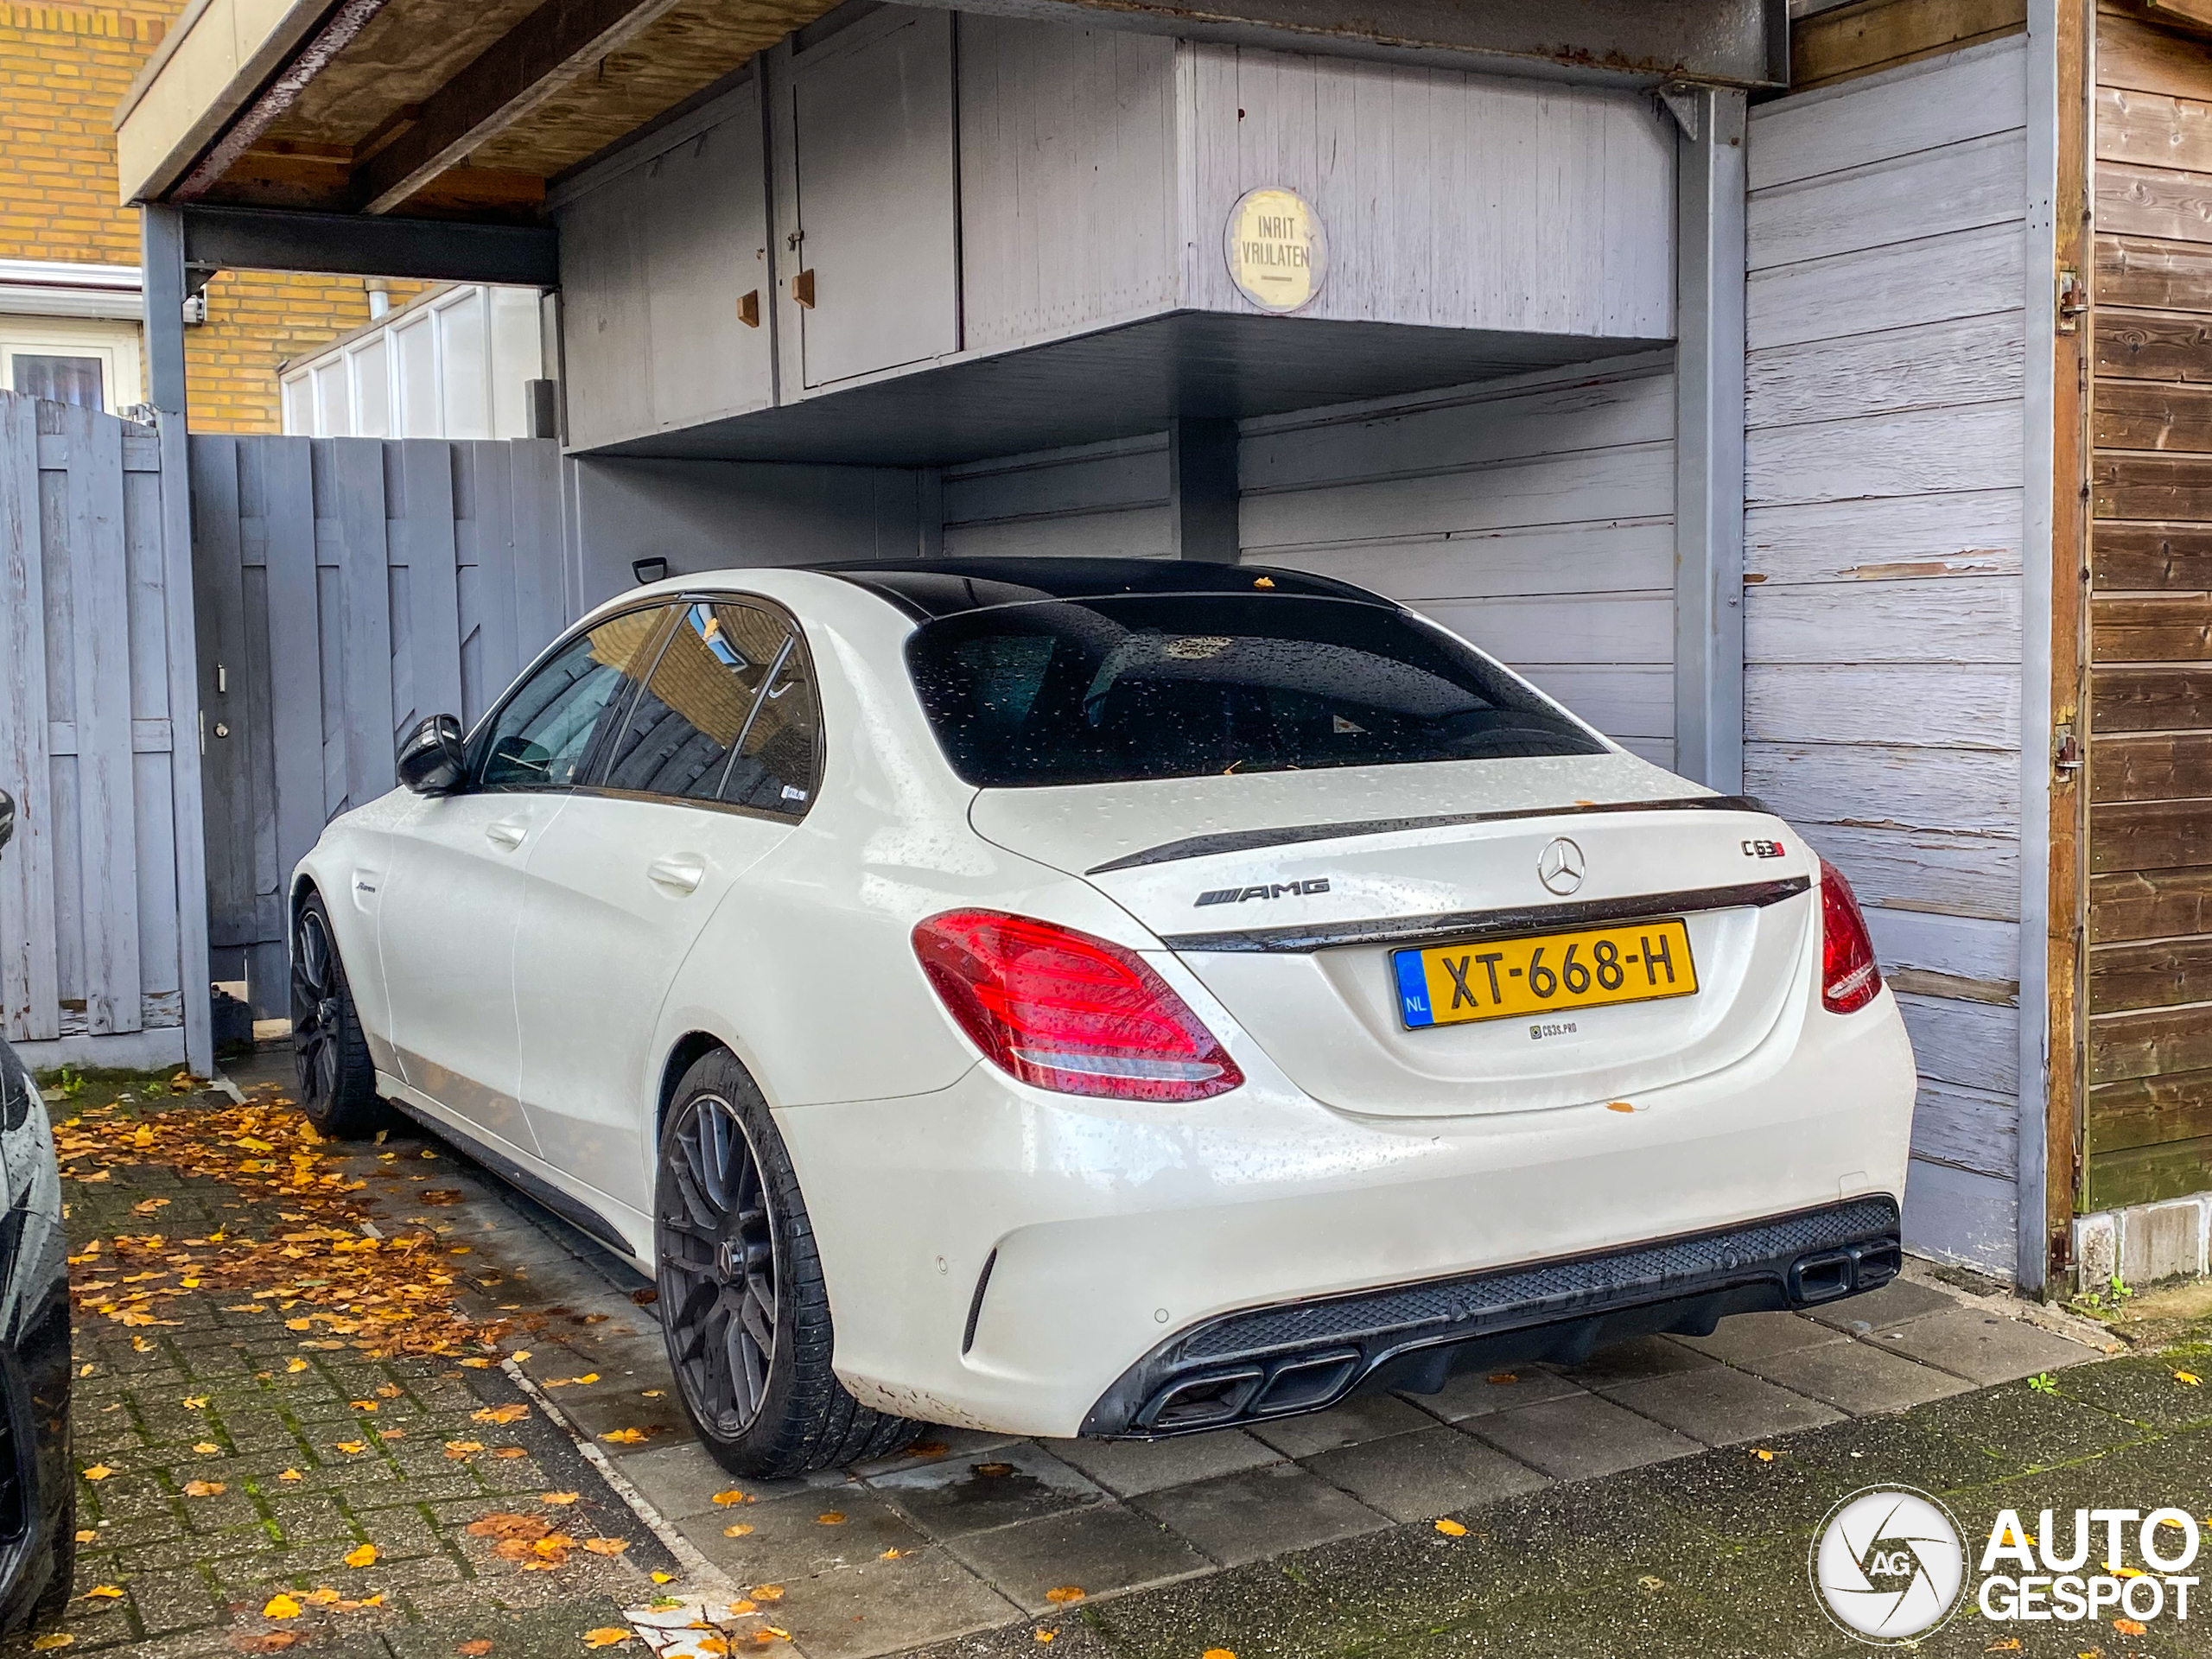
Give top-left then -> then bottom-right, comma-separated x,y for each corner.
6,1048 -> 2116,1659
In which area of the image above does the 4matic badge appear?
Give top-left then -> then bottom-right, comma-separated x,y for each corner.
1195,879 -> 1331,906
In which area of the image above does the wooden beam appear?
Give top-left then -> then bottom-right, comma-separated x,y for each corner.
2045,0 -> 2092,1287
351,0 -> 690,215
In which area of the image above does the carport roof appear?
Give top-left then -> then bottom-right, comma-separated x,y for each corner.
578,311 -> 1673,467
113,0 -> 1781,238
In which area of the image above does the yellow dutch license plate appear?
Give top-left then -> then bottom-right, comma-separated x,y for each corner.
1392,918 -> 1698,1029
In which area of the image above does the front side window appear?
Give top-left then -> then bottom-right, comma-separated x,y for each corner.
601,601 -> 818,814
474,606 -> 669,790
906,594 -> 1606,788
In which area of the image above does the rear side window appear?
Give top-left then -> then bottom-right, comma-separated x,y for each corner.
475,606 -> 668,790
906,594 -> 1605,788
596,599 -> 821,817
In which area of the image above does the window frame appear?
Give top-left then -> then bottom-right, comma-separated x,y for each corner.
572,589 -> 827,825
460,599 -> 681,795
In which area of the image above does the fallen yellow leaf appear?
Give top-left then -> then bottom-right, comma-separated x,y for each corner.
728,1600 -> 756,1615
751,1586 -> 785,1603
474,1405 -> 529,1426
1433,1519 -> 1469,1537
81,1465 -> 113,1481
724,1524 -> 754,1538
182,1480 -> 226,1497
1202,1650 -> 1236,1659
287,1359 -> 308,1373
1035,1633 -> 1054,1645
2116,1618 -> 2149,1636
2177,1371 -> 2202,1387
581,1630 -> 634,1649
543,1492 -> 582,1505
192,1442 -> 220,1454
602,1428 -> 648,1445
345,1544 -> 378,1567
183,1395 -> 209,1408
817,1512 -> 846,1526
712,1491 -> 752,1506
83,1585 -> 124,1599
651,1572 -> 675,1584
1044,1586 -> 1084,1604
279,1469 -> 302,1481
582,1538 -> 628,1555
29,1634 -> 73,1649
1752,1448 -> 1777,1462
264,1593 -> 303,1619
335,1441 -> 367,1454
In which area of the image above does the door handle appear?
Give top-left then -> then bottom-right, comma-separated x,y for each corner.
647,855 -> 706,894
486,818 -> 528,851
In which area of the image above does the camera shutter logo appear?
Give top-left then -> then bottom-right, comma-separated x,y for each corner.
1811,1487 -> 1967,1644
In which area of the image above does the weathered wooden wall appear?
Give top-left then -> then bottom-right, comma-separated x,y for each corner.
191,435 -> 566,1016
0,393 -> 191,1070
941,436 -> 1173,561
932,355 -> 1678,764
1745,34 -> 2031,1274
1175,43 -> 1676,338
1791,0 -> 2030,92
1246,355 -> 1678,769
2084,2 -> 2212,1210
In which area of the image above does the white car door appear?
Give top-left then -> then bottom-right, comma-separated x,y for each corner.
512,598 -> 820,1216
378,602 -> 672,1153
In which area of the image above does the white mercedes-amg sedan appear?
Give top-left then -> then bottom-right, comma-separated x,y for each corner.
289,558 -> 1916,1477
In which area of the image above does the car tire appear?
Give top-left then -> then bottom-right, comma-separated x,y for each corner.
655,1049 -> 914,1478
290,890 -> 386,1138
28,1482 -> 75,1628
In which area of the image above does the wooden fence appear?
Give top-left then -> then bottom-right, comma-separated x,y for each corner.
190,435 -> 567,1015
0,392 -> 205,1071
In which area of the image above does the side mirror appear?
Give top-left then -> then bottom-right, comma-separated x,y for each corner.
0,788 -> 12,855
397,715 -> 467,796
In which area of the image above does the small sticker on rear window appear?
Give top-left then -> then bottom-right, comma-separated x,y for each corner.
781,785 -> 808,802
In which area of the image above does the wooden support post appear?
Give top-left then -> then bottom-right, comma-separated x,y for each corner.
1170,417 -> 1240,564
2031,0 -> 2092,1295
1674,87 -> 1747,792
142,204 -> 214,1078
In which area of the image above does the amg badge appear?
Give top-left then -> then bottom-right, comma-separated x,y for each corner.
1196,878 -> 1331,906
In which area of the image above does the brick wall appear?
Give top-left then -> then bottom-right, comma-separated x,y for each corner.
0,0 -> 425,431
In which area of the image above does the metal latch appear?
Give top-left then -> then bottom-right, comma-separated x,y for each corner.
2054,722 -> 2082,778
2057,268 -> 2087,334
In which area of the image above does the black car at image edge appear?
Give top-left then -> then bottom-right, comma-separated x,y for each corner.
0,785 -> 74,1633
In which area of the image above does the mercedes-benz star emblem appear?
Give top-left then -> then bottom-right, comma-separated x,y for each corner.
1537,837 -> 1586,896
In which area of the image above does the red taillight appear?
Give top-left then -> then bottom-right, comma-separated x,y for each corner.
1819,856 -> 1882,1014
912,909 -> 1244,1102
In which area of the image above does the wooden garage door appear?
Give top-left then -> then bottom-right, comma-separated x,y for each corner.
2085,3 -> 2212,1209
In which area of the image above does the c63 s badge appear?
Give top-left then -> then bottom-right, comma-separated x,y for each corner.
1196,879 -> 1331,907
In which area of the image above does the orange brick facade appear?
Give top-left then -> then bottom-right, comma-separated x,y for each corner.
0,0 -> 423,430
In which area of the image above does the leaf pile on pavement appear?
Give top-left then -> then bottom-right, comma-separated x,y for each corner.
55,1090 -> 514,1360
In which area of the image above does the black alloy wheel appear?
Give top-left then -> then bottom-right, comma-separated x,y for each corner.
289,892 -> 381,1135
652,1050 -> 913,1477
658,1093 -> 779,1434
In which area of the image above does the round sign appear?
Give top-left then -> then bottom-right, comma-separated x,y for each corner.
1224,186 -> 1327,314
1809,1486 -> 1967,1645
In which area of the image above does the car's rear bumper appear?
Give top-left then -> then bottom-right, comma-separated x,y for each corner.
779,981 -> 1916,1441
1080,1196 -> 1900,1437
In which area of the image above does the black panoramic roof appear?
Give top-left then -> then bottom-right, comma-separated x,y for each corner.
810,557 -> 1392,622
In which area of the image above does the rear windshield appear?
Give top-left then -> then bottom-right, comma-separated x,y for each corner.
906,594 -> 1607,788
